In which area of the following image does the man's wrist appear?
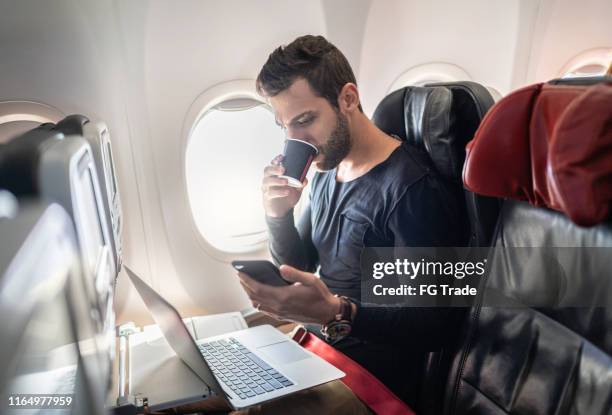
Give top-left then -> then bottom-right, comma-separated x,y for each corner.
320,296 -> 354,342
321,296 -> 342,325
265,208 -> 294,220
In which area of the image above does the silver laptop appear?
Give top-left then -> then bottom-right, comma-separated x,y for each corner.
125,266 -> 344,410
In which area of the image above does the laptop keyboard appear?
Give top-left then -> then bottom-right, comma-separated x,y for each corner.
199,337 -> 294,400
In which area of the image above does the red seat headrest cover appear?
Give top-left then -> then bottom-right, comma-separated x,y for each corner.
463,81 -> 612,227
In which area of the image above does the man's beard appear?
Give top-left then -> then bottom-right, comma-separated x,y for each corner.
317,110 -> 351,171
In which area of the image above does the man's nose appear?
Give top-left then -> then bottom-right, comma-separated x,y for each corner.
286,127 -> 303,140
286,129 -> 312,145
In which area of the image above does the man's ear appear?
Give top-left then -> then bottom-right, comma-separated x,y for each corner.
337,83 -> 360,113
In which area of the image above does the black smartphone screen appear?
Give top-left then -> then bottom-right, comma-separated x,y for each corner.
231,260 -> 291,287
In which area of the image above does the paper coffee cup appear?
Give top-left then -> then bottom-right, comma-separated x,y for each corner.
279,138 -> 319,187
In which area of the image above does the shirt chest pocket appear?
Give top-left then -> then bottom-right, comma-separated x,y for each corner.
335,213 -> 369,269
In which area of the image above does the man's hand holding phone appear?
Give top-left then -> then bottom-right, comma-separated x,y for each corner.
234,260 -> 341,325
231,260 -> 291,287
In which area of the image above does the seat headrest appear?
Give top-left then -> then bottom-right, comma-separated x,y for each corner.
55,114 -> 89,136
0,125 -> 64,196
463,80 -> 612,227
372,82 -> 494,182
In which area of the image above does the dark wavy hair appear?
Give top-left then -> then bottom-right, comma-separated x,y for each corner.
256,35 -> 363,112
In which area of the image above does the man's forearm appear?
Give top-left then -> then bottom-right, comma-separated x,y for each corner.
266,209 -> 316,271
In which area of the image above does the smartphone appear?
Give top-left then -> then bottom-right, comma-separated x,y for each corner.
231,260 -> 291,287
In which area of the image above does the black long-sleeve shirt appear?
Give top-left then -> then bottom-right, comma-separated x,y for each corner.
266,141 -> 466,347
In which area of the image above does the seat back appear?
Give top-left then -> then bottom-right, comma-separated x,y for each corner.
38,135 -> 117,362
0,199 -> 109,414
425,81 -> 501,247
0,126 -> 117,368
372,81 -> 499,413
56,115 -> 123,274
0,124 -> 63,195
446,78 -> 612,414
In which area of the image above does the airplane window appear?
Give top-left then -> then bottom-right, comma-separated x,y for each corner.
186,100 -> 286,252
0,121 -> 41,144
388,62 -> 472,94
562,63 -> 608,78
560,48 -> 612,78
0,101 -> 64,143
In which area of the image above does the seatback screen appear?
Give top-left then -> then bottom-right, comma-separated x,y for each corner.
73,158 -> 105,278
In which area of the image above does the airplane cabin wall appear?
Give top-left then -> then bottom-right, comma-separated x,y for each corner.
359,0 -> 526,114
525,0 -> 612,83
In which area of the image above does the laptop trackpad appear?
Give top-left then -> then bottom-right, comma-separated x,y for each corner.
257,341 -> 310,365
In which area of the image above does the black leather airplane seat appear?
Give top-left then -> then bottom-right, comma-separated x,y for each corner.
55,113 -> 90,135
446,78 -> 612,414
372,81 -> 499,413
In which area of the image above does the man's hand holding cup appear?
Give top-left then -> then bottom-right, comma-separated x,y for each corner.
262,139 -> 318,218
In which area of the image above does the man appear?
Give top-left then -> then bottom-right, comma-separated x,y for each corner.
239,35 -> 465,410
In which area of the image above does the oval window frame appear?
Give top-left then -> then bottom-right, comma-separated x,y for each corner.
558,47 -> 612,78
181,80 -> 290,258
0,100 -> 64,142
387,62 -> 472,93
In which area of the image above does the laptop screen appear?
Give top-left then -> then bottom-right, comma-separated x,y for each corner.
124,266 -> 226,399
